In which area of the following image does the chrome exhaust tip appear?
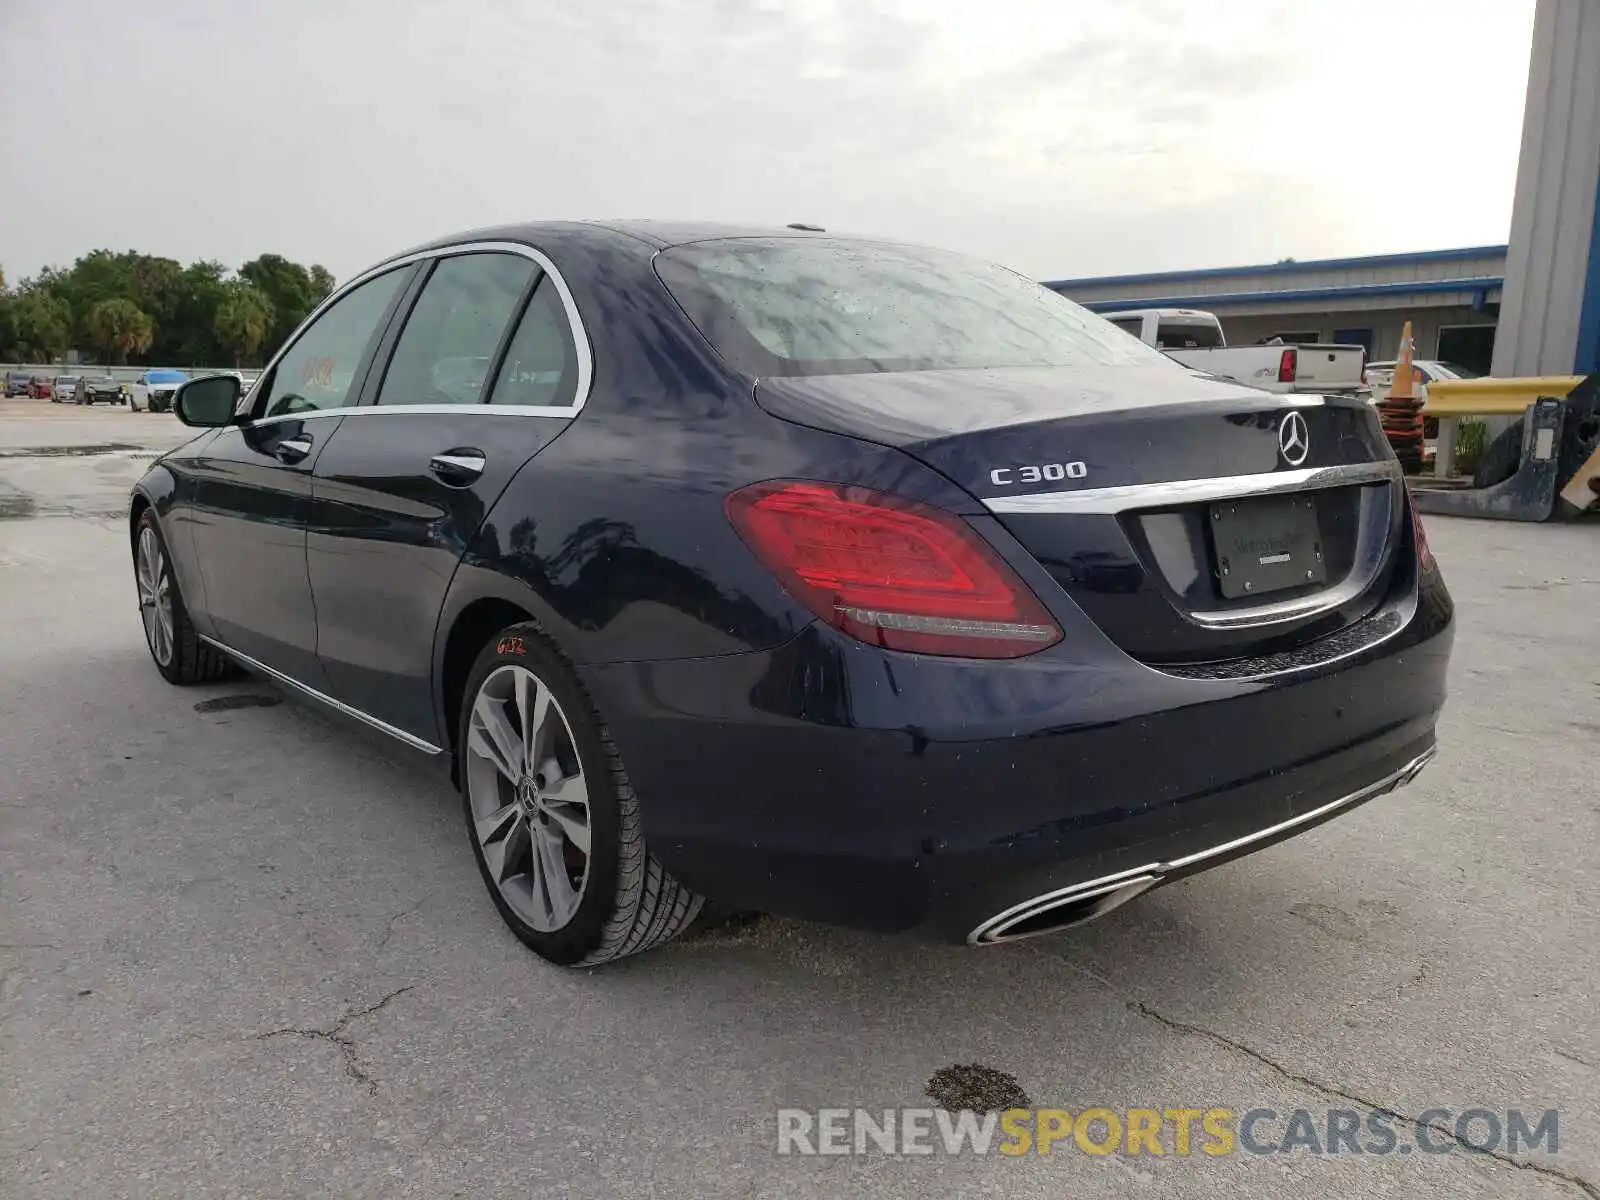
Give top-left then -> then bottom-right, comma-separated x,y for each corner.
968,873 -> 1162,946
966,747 -> 1436,948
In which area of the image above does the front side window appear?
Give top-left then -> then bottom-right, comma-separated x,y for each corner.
376,253 -> 535,406
655,237 -> 1174,378
257,268 -> 406,418
488,277 -> 579,408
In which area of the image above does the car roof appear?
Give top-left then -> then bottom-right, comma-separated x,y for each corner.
376,219 -> 864,270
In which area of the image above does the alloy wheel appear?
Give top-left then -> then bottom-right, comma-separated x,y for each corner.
136,526 -> 175,667
465,664 -> 592,931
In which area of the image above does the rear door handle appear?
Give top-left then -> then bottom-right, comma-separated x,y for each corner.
275,434 -> 313,464
429,448 -> 486,486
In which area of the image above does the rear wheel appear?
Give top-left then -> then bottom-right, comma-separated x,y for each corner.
134,511 -> 237,685
458,626 -> 702,965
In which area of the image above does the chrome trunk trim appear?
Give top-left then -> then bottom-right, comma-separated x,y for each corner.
983,460 -> 1402,516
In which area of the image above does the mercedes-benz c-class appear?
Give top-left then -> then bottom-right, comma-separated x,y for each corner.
129,221 -> 1453,965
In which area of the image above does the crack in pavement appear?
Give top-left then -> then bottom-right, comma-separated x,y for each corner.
1127,1000 -> 1599,1200
251,986 -> 414,1097
375,901 -> 424,952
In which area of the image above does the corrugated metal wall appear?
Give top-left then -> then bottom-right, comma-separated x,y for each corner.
1492,0 -> 1600,375
1059,249 -> 1506,307
1219,309 -> 1498,362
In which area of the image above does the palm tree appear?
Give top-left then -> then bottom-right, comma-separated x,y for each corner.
213,282 -> 275,368
85,298 -> 155,364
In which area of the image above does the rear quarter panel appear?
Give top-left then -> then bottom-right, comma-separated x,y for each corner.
438,226 -> 981,674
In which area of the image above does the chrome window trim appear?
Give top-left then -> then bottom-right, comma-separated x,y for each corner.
198,635 -> 444,755
243,403 -> 581,429
982,460 -> 1401,516
239,239 -> 593,426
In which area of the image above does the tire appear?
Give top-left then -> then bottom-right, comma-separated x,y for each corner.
134,510 -> 238,685
1473,423 -> 1524,490
458,624 -> 703,965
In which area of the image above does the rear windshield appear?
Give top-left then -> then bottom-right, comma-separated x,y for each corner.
655,237 -> 1172,377
1154,321 -> 1224,350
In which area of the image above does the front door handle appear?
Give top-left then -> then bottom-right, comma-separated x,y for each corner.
275,434 -> 313,464
430,448 -> 486,486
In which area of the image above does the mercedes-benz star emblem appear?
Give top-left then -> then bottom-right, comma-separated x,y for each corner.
1278,411 -> 1310,466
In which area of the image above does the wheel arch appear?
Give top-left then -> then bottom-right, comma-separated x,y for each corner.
128,491 -> 152,551
436,591 -> 568,783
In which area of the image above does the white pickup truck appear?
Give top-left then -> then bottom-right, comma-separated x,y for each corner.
1104,308 -> 1369,395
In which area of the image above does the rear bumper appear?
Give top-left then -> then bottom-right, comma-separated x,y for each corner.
580,560 -> 1453,942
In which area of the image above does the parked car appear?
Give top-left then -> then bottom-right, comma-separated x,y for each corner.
28,374 -> 55,399
74,372 -> 125,405
1104,308 -> 1369,396
1364,360 -> 1482,437
131,368 -> 190,412
129,222 -> 1453,967
4,370 -> 34,397
51,375 -> 80,403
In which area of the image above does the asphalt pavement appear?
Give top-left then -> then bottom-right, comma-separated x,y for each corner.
2,398 -> 1597,1198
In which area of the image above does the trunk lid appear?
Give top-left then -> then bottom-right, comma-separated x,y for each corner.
756,364 -> 1405,665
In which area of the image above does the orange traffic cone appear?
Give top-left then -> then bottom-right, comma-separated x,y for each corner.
1379,320 -> 1426,473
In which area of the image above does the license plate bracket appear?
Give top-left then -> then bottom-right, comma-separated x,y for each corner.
1210,494 -> 1325,599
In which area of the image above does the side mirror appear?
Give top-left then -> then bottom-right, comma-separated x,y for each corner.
174,375 -> 241,427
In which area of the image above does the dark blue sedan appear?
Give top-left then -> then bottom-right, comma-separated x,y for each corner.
129,222 -> 1453,965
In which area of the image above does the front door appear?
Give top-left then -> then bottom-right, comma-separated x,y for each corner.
188,265 -> 412,684
308,251 -> 582,742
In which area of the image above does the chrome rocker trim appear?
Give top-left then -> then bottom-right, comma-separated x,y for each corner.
198,635 -> 444,755
968,745 -> 1436,946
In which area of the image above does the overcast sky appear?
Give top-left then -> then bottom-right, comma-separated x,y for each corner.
0,0 -> 1536,288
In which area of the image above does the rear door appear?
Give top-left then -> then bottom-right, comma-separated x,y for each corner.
185,265 -> 412,682
306,247 -> 583,742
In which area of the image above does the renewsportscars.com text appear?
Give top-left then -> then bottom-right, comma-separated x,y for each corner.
776,1106 -> 1561,1158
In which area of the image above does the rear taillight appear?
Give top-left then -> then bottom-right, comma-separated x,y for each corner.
1277,347 -> 1298,383
725,480 -> 1062,659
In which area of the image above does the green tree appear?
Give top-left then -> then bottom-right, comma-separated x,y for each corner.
126,256 -> 186,360
309,264 -> 336,303
165,260 -> 230,364
10,292 -> 72,361
239,254 -> 333,357
213,281 -> 275,367
85,298 -> 155,364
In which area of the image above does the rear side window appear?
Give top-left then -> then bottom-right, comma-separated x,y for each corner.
1154,321 -> 1223,350
487,277 -> 579,408
377,253 -> 535,406
1108,316 -> 1145,338
258,268 -> 406,417
655,237 -> 1171,377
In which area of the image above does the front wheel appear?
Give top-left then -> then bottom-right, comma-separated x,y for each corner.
458,627 -> 703,965
134,511 -> 238,685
